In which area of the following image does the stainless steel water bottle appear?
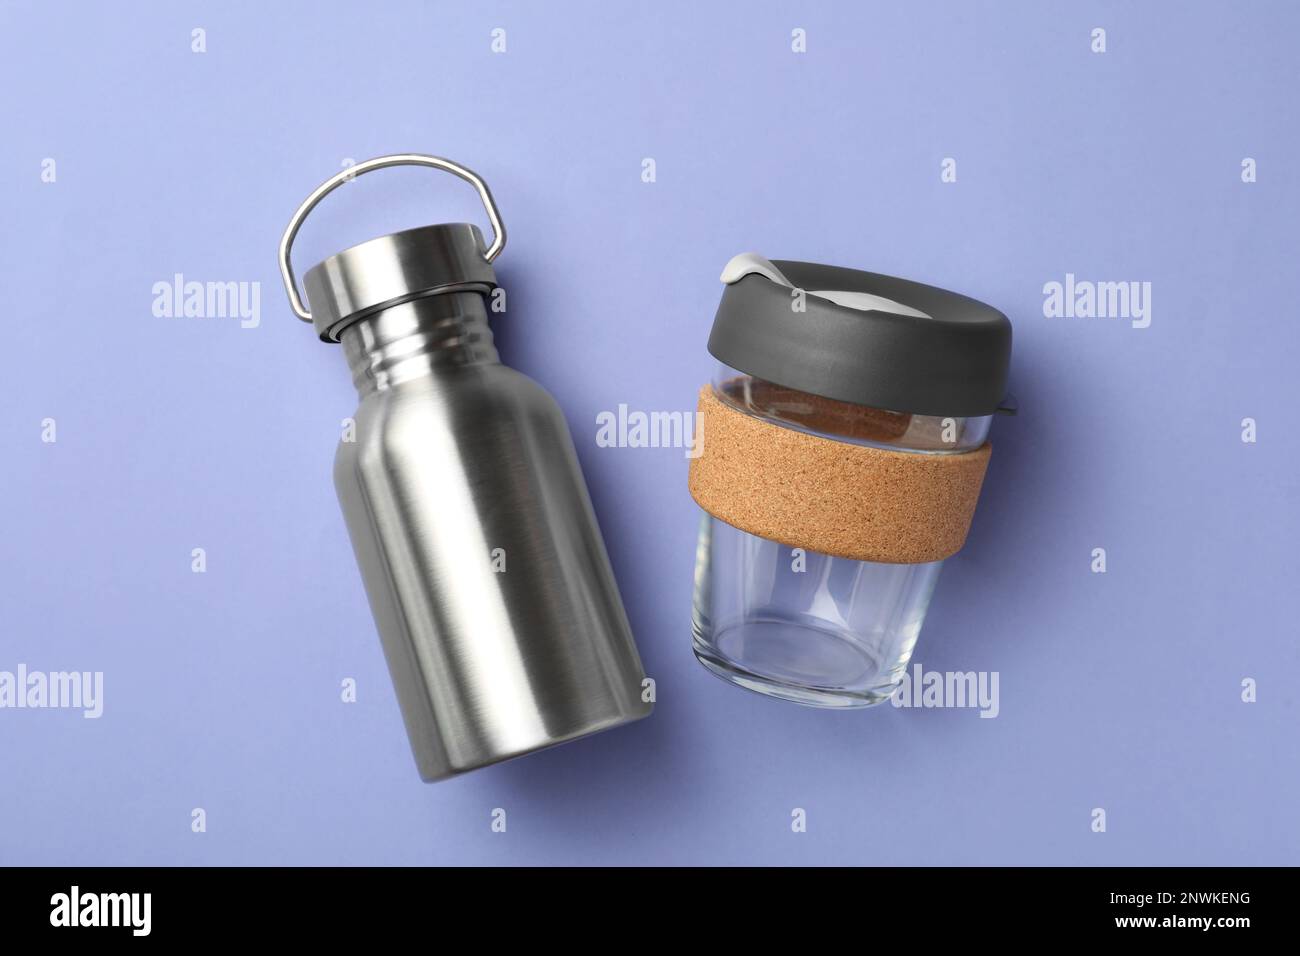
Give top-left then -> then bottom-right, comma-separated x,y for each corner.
278,154 -> 651,781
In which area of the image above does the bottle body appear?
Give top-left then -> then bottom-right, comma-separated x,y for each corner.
334,294 -> 650,781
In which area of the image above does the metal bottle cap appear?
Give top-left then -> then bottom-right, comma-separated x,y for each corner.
278,154 -> 506,342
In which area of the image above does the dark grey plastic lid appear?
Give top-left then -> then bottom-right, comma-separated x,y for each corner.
708,258 -> 1012,418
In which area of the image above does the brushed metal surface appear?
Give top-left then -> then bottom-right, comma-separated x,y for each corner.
303,223 -> 497,342
333,293 -> 651,781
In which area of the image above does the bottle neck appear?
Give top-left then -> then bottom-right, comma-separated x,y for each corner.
339,292 -> 499,395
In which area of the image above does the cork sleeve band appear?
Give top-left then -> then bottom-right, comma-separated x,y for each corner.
688,386 -> 992,564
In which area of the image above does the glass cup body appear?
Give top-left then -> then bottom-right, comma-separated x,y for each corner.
691,365 -> 991,707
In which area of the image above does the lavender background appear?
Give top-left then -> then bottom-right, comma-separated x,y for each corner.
1,0 -> 1296,866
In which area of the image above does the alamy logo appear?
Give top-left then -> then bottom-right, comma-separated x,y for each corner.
50,886 -> 151,936
0,665 -> 103,718
152,273 -> 261,328
891,664 -> 999,717
595,404 -> 703,458
1042,273 -> 1151,328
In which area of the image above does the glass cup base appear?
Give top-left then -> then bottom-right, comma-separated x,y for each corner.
692,620 -> 901,709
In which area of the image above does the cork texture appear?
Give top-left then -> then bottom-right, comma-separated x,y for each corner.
688,386 -> 992,564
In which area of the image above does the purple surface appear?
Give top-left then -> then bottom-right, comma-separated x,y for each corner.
1,0 -> 1296,865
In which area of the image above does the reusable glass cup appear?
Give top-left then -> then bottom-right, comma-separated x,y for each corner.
688,255 -> 1013,708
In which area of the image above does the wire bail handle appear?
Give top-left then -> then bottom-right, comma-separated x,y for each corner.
278,153 -> 507,323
